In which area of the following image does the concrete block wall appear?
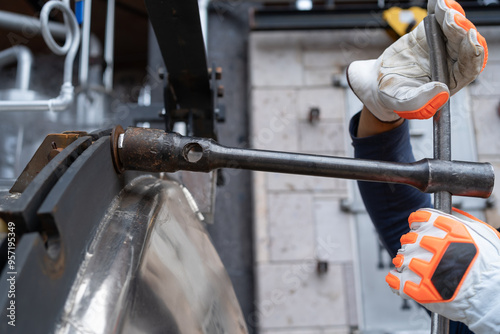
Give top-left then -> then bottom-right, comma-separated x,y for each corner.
249,30 -> 392,333
470,28 -> 500,229
249,26 -> 500,333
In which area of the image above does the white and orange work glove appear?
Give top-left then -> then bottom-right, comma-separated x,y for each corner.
386,208 -> 500,334
347,0 -> 488,122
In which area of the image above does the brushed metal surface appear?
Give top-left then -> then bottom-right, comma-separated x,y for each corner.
55,175 -> 247,334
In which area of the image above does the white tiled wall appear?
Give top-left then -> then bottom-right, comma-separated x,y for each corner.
257,262 -> 347,329
472,28 -> 500,229
250,29 -> 392,333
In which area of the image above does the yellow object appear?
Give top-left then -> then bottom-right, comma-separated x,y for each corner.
0,218 -> 7,234
383,7 -> 427,39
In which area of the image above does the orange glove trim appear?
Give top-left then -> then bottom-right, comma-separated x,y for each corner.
394,91 -> 449,120
452,207 -> 500,239
404,259 -> 443,302
403,215 -> 479,303
386,272 -> 401,290
408,210 -> 432,228
392,254 -> 404,268
401,232 -> 418,245
454,12 -> 476,31
444,0 -> 466,16
453,14 -> 488,71
477,32 -> 488,71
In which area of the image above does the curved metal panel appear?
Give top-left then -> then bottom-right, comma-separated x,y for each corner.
0,137 -> 122,334
56,175 -> 247,334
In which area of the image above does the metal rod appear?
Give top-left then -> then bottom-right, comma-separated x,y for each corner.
425,14 -> 451,334
39,1 -> 79,84
431,313 -> 451,334
103,0 -> 115,91
0,83 -> 74,112
79,0 -> 92,87
0,46 -> 33,90
110,127 -> 494,198
0,10 -> 67,40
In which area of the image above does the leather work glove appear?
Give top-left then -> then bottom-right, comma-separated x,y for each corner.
386,208 -> 500,334
347,0 -> 488,122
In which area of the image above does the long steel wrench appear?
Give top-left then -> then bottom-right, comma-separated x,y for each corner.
110,126 -> 494,198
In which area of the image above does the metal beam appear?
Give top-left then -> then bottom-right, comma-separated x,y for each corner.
144,0 -> 215,138
250,6 -> 500,30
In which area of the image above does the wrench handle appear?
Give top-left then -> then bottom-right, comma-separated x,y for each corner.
425,13 -> 451,334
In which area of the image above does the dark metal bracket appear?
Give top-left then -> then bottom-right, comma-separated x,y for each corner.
144,0 -> 224,139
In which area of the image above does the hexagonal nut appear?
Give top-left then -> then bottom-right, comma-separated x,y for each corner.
217,85 -> 224,98
215,67 -> 222,80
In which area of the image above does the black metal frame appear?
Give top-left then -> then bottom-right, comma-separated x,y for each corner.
0,137 -> 129,333
0,137 -> 92,236
250,3 -> 500,30
144,0 -> 223,139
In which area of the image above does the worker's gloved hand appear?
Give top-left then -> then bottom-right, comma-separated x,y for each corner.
386,208 -> 500,334
347,0 -> 488,122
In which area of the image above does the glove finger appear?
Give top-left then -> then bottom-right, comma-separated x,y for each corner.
460,28 -> 488,73
446,12 -> 488,71
402,210 -> 443,264
408,209 -> 433,231
450,29 -> 486,94
386,267 -> 418,301
434,0 -> 466,19
388,209 -> 437,301
476,31 -> 488,71
437,8 -> 468,60
435,0 -> 488,70
398,232 -> 438,270
379,80 -> 450,120
434,0 -> 466,28
386,269 -> 403,295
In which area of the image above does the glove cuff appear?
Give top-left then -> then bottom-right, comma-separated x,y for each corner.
465,261 -> 500,333
347,58 -> 401,123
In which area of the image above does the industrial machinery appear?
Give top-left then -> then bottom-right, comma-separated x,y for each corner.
0,1 -> 497,334
0,1 -> 247,333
